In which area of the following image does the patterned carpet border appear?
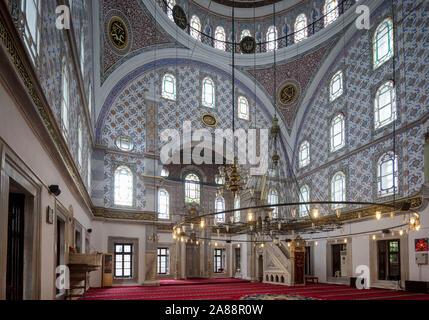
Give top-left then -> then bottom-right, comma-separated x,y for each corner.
241,293 -> 320,300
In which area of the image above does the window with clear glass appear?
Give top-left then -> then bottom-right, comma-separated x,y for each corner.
78,120 -> 83,167
268,189 -> 279,218
237,96 -> 250,120
160,168 -> 169,178
185,173 -> 200,203
214,249 -> 226,273
330,113 -> 345,152
324,0 -> 339,26
299,140 -> 310,168
377,152 -> 398,197
299,185 -> 310,217
375,81 -> 396,129
331,172 -> 346,209
158,189 -> 169,219
166,0 -> 175,21
20,0 -> 41,65
157,248 -> 170,274
215,26 -> 226,51
190,15 -> 201,41
215,197 -> 225,223
116,136 -> 134,151
294,14 -> 307,43
234,195 -> 241,222
87,156 -> 91,191
330,70 -> 343,101
162,73 -> 176,100
202,77 -> 215,108
373,19 -> 394,69
61,60 -> 70,137
241,29 -> 251,40
114,244 -> 133,278
266,25 -> 278,51
114,166 -> 133,207
80,27 -> 85,75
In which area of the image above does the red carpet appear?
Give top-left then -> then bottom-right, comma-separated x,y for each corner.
82,279 -> 429,300
159,278 -> 248,286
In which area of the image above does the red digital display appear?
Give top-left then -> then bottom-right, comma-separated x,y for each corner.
415,238 -> 428,252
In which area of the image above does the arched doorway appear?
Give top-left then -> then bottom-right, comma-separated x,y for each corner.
258,255 -> 263,281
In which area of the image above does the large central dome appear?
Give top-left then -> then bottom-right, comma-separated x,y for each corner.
209,0 -> 283,8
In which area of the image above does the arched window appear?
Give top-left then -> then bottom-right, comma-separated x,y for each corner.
237,96 -> 249,120
234,195 -> 240,222
78,119 -> 83,167
116,136 -> 134,152
185,173 -> 200,203
241,29 -> 251,40
299,140 -> 310,168
324,0 -> 339,26
266,25 -> 278,51
190,15 -> 201,41
330,113 -> 345,152
268,189 -> 279,218
294,14 -> 307,43
87,156 -> 91,192
21,0 -> 41,64
158,189 -> 169,219
299,185 -> 310,217
375,81 -> 396,129
373,18 -> 394,69
377,152 -> 398,197
61,59 -> 70,137
331,172 -> 346,208
80,27 -> 85,75
162,73 -> 176,100
215,197 -> 225,223
160,168 -> 169,178
215,26 -> 226,51
202,77 -> 215,108
166,0 -> 175,21
330,70 -> 343,101
114,166 -> 133,207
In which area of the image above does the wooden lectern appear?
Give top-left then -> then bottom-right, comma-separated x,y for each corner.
102,253 -> 114,287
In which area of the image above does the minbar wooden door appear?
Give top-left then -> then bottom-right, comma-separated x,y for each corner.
294,251 -> 305,285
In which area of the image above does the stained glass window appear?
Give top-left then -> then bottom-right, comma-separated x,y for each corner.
215,26 -> 226,51
162,73 -> 176,100
324,0 -> 339,26
375,81 -> 396,129
237,96 -> 250,120
295,14 -> 307,43
116,136 -> 134,151
268,189 -> 279,218
377,152 -> 398,197
266,25 -> 278,51
215,197 -> 225,223
202,77 -> 215,108
330,113 -> 345,152
190,15 -> 201,41
330,70 -> 343,101
331,172 -> 346,209
185,173 -> 200,203
299,185 -> 310,217
299,140 -> 310,168
158,189 -> 169,219
114,166 -> 133,206
373,19 -> 394,69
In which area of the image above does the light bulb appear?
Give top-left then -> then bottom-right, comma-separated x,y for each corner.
237,244 -> 240,248
215,242 -> 218,247
181,236 -> 184,242
261,243 -> 264,248
315,241 -> 318,246
375,211 -> 382,220
248,212 -> 253,222
372,235 -> 376,240
344,238 -> 347,243
416,224 -> 421,231
410,217 -> 416,225
191,223 -> 194,230
336,209 -> 340,218
399,230 -> 404,236
312,208 -> 319,218
200,219 -> 205,229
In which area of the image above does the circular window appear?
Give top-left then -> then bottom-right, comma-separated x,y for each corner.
116,136 -> 134,151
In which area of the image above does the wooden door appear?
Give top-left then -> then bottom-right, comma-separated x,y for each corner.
294,251 -> 305,285
6,193 -> 25,300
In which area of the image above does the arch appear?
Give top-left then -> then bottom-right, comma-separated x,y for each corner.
374,80 -> 396,129
275,275 -> 279,282
294,14 -> 307,43
214,26 -> 226,51
373,18 -> 394,69
114,166 -> 133,207
240,29 -> 251,40
270,275 -> 274,282
281,275 -> 285,283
